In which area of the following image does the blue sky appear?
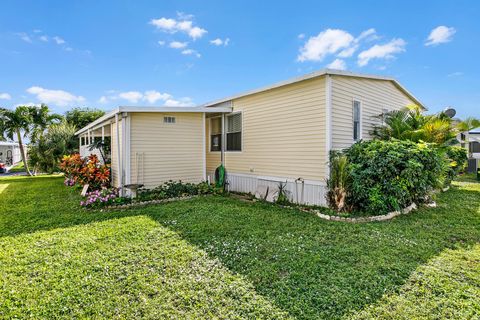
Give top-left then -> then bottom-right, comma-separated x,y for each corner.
0,0 -> 479,118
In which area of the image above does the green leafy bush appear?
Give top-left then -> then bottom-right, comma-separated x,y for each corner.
136,181 -> 222,202
444,146 -> 468,186
335,139 -> 446,215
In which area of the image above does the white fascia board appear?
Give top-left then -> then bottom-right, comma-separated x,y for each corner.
75,106 -> 233,136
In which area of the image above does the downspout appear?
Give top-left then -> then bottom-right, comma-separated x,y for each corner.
202,113 -> 206,181
221,113 -> 225,166
325,74 -> 332,178
115,113 -> 122,191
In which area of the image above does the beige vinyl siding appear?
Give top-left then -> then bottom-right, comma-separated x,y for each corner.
129,112 -> 204,188
205,116 -> 222,173
207,76 -> 327,181
110,119 -> 123,188
331,76 -> 415,149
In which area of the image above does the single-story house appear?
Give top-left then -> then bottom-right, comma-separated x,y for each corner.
0,141 -> 22,166
76,69 -> 425,205
463,128 -> 480,173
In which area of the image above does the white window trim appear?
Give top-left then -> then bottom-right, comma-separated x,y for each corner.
209,115 -> 222,153
352,99 -> 362,142
225,110 -> 243,153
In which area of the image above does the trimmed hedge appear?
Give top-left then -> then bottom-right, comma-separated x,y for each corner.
339,140 -> 446,215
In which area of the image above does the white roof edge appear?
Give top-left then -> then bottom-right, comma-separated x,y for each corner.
201,68 -> 426,110
0,141 -> 20,146
75,105 -> 232,135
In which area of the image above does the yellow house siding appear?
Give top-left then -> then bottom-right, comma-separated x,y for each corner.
129,112 -> 204,188
207,76 -> 327,181
331,76 -> 415,149
110,119 -> 122,188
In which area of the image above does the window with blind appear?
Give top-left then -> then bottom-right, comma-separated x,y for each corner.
210,117 -> 222,152
226,113 -> 242,151
353,101 -> 361,141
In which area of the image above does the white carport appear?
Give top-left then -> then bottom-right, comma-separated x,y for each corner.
75,105 -> 232,196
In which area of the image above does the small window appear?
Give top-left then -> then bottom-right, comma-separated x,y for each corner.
210,117 -> 222,152
81,137 -> 85,146
226,113 -> 242,151
353,101 -> 361,141
164,116 -> 176,124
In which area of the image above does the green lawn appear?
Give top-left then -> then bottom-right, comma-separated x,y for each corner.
0,175 -> 479,319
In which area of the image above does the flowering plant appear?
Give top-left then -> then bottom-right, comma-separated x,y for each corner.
60,154 -> 111,189
80,188 -> 124,208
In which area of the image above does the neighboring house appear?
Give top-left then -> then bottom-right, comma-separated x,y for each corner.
76,69 -> 424,205
0,141 -> 22,166
463,128 -> 480,173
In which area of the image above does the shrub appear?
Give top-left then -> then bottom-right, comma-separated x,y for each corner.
136,181 -> 222,202
326,152 -> 351,212
80,188 -> 129,208
333,139 -> 446,215
60,154 -> 110,189
444,146 -> 468,186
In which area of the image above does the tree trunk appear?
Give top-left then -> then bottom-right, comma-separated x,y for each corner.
16,129 -> 33,176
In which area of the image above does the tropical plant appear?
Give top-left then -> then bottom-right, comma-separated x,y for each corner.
373,104 -> 457,145
59,154 -> 110,189
276,181 -> 291,205
326,152 -> 351,212
28,121 -> 77,173
0,106 -> 34,175
29,104 -> 63,143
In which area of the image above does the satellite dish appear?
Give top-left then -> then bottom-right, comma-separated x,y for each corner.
444,107 -> 456,118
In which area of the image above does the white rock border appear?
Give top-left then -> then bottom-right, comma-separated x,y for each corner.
298,202 -> 418,223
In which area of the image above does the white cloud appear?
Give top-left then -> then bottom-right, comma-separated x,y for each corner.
425,26 -> 456,46
169,41 -> 188,49
210,38 -> 230,46
150,13 -> 207,40
17,32 -> 32,43
144,90 -> 172,103
327,59 -> 347,70
164,97 -> 195,107
102,90 -> 180,105
26,86 -> 85,107
0,93 -> 12,100
297,28 -> 379,63
98,96 -> 108,104
357,38 -> 406,66
448,71 -> 463,77
298,33 -> 305,39
53,36 -> 65,45
33,29 -> 42,33
39,35 -> 48,42
297,29 -> 354,62
356,28 -> 378,42
181,49 -> 201,58
118,91 -> 143,103
158,41 -> 166,46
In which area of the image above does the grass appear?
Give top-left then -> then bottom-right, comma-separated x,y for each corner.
0,175 -> 479,319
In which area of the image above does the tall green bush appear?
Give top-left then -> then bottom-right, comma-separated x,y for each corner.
339,139 -> 446,214
444,146 -> 467,186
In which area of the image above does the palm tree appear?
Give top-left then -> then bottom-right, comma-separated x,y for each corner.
29,104 -> 63,143
0,106 -> 34,175
373,104 -> 458,145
